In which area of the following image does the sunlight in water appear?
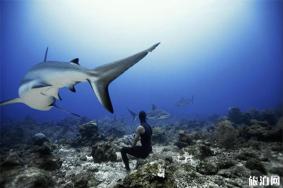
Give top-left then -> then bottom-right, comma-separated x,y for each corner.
28,0 -> 252,59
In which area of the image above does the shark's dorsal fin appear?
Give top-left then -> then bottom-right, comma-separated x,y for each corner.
152,104 -> 157,111
44,47 -> 48,62
70,58 -> 79,65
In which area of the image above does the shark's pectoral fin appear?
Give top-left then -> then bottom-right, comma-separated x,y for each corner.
41,87 -> 61,100
0,98 -> 23,106
68,84 -> 76,92
87,79 -> 113,113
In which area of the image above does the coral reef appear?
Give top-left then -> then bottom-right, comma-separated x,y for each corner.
0,107 -> 282,188
214,120 -> 238,149
91,141 -> 117,163
78,121 -> 104,146
175,130 -> 192,149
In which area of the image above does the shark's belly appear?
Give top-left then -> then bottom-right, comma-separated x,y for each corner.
40,70 -> 88,87
20,88 -> 55,111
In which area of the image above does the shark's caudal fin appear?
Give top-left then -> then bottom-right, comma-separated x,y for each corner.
0,98 -> 23,106
88,42 -> 160,113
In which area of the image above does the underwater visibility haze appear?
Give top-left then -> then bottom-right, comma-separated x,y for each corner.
0,1 -> 283,188
1,0 -> 282,120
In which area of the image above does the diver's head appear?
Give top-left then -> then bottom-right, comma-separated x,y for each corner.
139,111 -> 147,123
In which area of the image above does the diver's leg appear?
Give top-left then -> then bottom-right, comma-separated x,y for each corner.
121,147 -> 131,170
126,146 -> 144,158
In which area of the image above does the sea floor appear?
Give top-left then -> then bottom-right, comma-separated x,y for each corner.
0,109 -> 282,188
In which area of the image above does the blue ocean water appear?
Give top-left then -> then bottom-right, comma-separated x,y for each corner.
0,0 -> 282,121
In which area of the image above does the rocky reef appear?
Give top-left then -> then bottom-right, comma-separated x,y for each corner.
0,107 -> 282,187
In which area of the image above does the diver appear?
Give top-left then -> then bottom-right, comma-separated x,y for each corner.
121,111 -> 152,171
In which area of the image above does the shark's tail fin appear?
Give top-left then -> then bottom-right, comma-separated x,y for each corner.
0,98 -> 23,106
128,109 -> 137,121
88,42 -> 160,113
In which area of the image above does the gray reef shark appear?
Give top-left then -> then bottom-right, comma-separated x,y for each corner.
176,96 -> 194,107
128,104 -> 171,121
0,43 -> 160,114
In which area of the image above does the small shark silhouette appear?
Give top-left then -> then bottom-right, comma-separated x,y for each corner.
128,104 -> 170,121
176,96 -> 194,107
0,43 -> 160,114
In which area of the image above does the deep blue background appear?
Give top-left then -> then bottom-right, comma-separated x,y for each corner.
1,0 -> 282,121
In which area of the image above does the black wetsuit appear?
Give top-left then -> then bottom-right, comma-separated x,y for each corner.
121,122 -> 152,169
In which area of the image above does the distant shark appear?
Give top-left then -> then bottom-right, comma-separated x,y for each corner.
0,43 -> 160,114
176,96 -> 194,107
128,104 -> 171,121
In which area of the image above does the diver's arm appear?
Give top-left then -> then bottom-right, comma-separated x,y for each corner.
132,126 -> 144,147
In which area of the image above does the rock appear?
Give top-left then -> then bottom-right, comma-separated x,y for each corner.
237,150 -> 258,161
80,155 -> 87,161
175,130 -> 192,149
33,133 -> 49,146
4,167 -> 54,188
245,158 -> 266,174
196,160 -> 218,175
78,121 -> 103,146
117,159 -> 166,188
73,173 -> 89,188
215,120 -> 238,149
91,141 -> 117,163
199,144 -> 213,159
33,141 -> 53,155
35,155 -> 62,171
217,165 -> 250,178
62,182 -> 74,188
165,156 -> 173,164
228,107 -> 245,124
269,166 -> 283,177
216,158 -> 236,170
103,127 -> 125,139
0,150 -> 23,170
239,121 -> 282,142
30,142 -> 62,171
152,127 -> 168,144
